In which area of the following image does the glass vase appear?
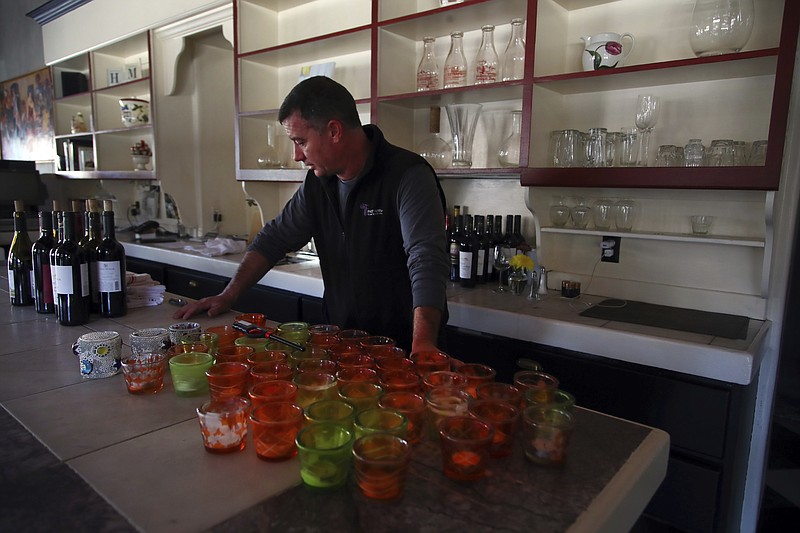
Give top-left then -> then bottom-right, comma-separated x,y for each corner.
502,18 -> 526,81
256,122 -> 282,169
474,25 -> 498,85
497,110 -> 522,167
416,107 -> 452,169
443,31 -> 467,88
508,268 -> 528,296
445,103 -> 482,168
690,0 -> 755,57
416,36 -> 440,91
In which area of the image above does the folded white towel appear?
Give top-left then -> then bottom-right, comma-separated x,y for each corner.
184,237 -> 247,257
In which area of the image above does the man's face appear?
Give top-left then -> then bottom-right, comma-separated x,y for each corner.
282,111 -> 338,177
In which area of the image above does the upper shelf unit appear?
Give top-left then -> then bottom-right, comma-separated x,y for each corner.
50,31 -> 156,180
234,0 -> 798,189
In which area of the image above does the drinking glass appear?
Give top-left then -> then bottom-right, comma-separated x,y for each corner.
634,95 -> 659,166
493,244 -> 512,293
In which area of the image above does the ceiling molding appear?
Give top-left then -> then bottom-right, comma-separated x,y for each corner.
26,0 -> 94,25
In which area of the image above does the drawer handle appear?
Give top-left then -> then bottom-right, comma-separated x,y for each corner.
188,280 -> 198,288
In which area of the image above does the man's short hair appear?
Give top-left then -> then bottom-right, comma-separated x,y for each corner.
278,76 -> 362,132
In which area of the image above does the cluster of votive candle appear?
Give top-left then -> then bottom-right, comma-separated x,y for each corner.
119,313 -> 577,500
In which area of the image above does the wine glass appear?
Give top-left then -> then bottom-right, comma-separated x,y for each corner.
635,95 -> 659,167
493,244 -> 512,293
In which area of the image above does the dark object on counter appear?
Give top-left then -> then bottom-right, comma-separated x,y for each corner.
580,299 -> 749,339
168,298 -> 187,307
96,201 -> 127,318
32,210 -> 56,313
52,211 -> 90,325
8,200 -> 34,306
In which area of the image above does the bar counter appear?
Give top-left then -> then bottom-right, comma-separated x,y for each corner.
0,283 -> 668,532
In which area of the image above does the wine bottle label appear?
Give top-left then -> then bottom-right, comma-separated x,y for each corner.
7,268 -> 14,299
54,265 -> 74,294
477,249 -> 486,275
40,264 -> 54,304
50,261 -> 59,297
29,269 -> 35,298
459,251 -> 473,279
98,260 -> 123,292
80,262 -> 90,297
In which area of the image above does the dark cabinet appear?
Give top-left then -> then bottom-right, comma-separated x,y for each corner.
126,256 -> 166,284
165,267 -> 228,301
234,285 -> 301,324
299,296 -> 325,325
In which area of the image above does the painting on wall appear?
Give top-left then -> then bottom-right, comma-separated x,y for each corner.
0,67 -> 55,161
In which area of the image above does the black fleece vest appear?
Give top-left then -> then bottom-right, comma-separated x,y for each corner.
303,125 -> 445,350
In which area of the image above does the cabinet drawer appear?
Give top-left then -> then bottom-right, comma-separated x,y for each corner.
165,267 -> 228,301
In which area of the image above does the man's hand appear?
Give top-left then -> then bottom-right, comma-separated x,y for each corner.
411,305 -> 442,355
172,293 -> 235,320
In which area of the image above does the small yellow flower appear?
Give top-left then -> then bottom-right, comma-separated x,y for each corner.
510,254 -> 534,270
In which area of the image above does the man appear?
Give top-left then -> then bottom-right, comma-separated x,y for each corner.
174,76 -> 449,353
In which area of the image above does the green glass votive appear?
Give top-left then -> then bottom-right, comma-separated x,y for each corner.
168,352 -> 213,397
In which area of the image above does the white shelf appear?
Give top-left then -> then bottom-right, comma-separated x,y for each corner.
541,226 -> 765,247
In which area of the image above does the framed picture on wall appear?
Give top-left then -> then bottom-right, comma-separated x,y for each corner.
0,67 -> 55,161
77,146 -> 94,170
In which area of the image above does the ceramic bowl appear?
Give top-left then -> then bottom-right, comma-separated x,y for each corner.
119,98 -> 149,127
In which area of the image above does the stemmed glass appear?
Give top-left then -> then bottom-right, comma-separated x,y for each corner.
635,95 -> 659,167
493,244 -> 512,293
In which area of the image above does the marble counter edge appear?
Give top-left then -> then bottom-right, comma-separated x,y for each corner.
123,241 -> 767,385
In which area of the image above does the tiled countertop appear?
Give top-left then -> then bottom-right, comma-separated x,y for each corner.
123,237 -> 768,385
0,289 -> 668,532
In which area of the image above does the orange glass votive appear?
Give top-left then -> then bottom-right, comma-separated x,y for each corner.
197,397 -> 250,454
248,350 -> 289,366
250,361 -> 294,384
475,382 -> 524,409
336,367 -> 379,389
215,345 -> 254,365
352,433 -> 411,501
206,362 -> 250,400
338,382 -> 383,414
121,352 -> 168,394
410,350 -> 451,378
329,343 -> 364,361
249,380 -> 298,409
235,313 -> 267,327
250,402 -> 304,461
422,371 -> 468,393
337,329 -> 370,349
468,399 -> 520,457
513,371 -> 560,405
293,371 -> 337,409
456,363 -> 497,398
438,416 -> 494,481
380,369 -> 420,394
378,392 -> 426,445
370,345 -> 407,358
308,324 -> 340,348
376,356 -> 415,374
359,336 -> 396,356
206,325 -> 242,348
336,353 -> 375,370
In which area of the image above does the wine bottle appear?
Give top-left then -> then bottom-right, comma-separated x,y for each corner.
485,215 -> 495,282
474,215 -> 488,284
449,214 -> 463,283
32,210 -> 56,313
513,214 -> 526,255
82,200 -> 103,313
7,200 -> 34,306
96,200 -> 127,317
458,215 -> 478,288
53,211 -> 90,326
72,199 -> 85,241
501,215 -> 516,287
50,201 -> 63,320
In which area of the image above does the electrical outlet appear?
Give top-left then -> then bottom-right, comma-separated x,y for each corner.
601,236 -> 621,263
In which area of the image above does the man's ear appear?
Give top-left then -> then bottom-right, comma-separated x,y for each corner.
327,119 -> 344,143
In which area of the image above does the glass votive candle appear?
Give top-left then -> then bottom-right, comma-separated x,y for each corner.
476,382 -> 524,408
250,402 -> 304,461
291,349 -> 332,370
690,214 -> 714,235
206,325 -> 242,348
338,382 -> 383,414
522,406 -> 576,466
410,350 -> 451,378
235,312 -> 267,327
422,370 -> 468,393
293,370 -> 337,409
235,336 -> 270,354
305,399 -> 356,430
375,356 -> 415,374
336,367 -> 379,389
369,345 -> 406,358
456,363 -> 497,398
359,336 -> 396,356
514,371 -> 560,405
295,422 -> 354,489
197,397 -> 250,454
354,407 -> 408,440
337,329 -> 370,350
352,433 -> 412,501
206,362 -> 250,401
215,345 -> 254,365
277,321 -> 310,337
425,386 -> 472,440
248,350 -> 289,367
468,399 -> 521,457
169,352 -> 213,396
438,416 -> 494,481
308,324 -> 340,348
296,358 -> 338,374
378,392 -> 426,445
380,369 -> 420,394
249,380 -> 298,408
168,321 -> 201,345
329,343 -> 364,361
525,388 -> 576,412
336,353 -> 375,370
166,342 -> 208,360
250,361 -> 294,384
182,332 -> 219,356
120,352 -> 168,394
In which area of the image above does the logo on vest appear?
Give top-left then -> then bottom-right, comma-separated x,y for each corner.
360,203 -> 384,217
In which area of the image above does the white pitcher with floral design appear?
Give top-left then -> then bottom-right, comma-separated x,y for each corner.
581,32 -> 635,71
